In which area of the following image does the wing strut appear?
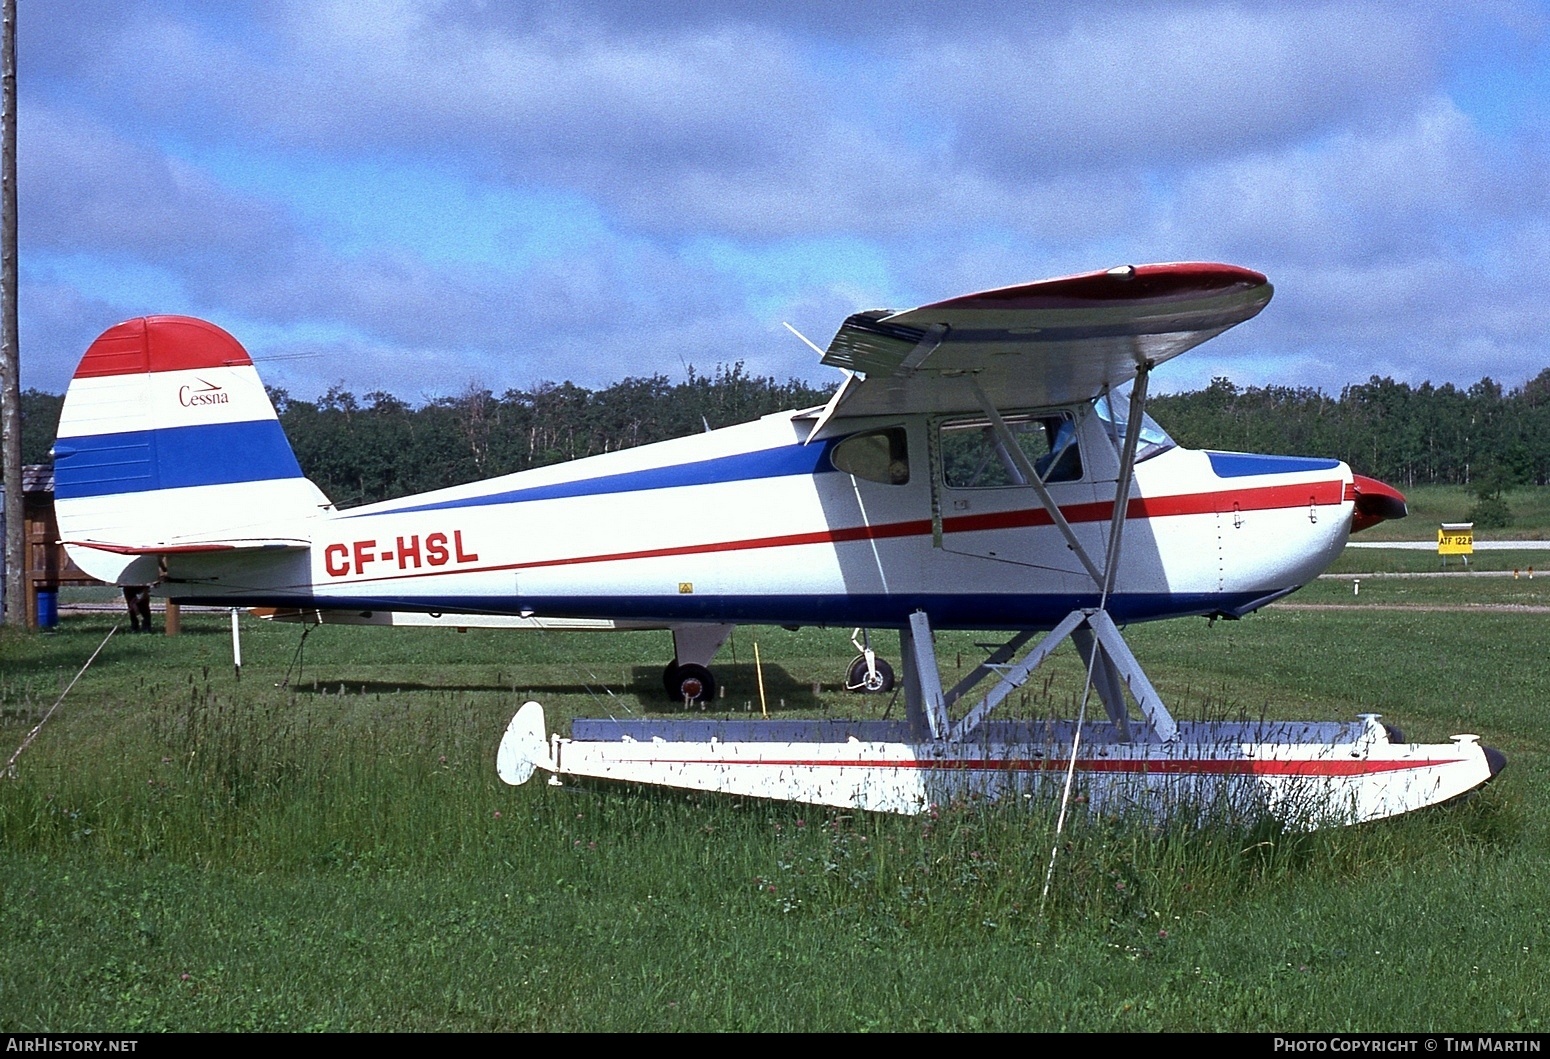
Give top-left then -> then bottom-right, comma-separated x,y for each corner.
803,370 -> 862,445
921,363 -> 1180,746
967,378 -> 1104,587
1100,365 -> 1150,602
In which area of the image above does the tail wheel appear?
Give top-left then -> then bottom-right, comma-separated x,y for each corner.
665,662 -> 717,704
845,654 -> 895,694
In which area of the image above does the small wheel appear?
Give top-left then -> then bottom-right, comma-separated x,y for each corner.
662,661 -> 681,697
845,654 -> 895,694
668,662 -> 717,704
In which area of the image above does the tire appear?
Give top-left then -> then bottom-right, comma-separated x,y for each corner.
846,654 -> 895,694
667,662 -> 717,704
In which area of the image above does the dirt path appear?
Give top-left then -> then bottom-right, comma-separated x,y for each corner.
1273,602 -> 1550,614
1320,570 -> 1541,579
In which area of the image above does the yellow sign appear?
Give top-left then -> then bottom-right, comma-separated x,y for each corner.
1438,523 -> 1474,556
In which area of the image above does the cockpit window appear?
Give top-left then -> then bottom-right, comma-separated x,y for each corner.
1093,392 -> 1176,464
939,412 -> 1081,487
831,427 -> 909,485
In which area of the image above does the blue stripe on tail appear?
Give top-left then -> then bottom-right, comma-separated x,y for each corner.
53,421 -> 304,499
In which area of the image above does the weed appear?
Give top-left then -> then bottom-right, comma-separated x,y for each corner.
0,604 -> 1545,1031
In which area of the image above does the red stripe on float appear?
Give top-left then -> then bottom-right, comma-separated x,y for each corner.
616,755 -> 1462,778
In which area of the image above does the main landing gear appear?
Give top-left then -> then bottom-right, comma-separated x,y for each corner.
659,623 -> 897,704
663,661 -> 718,704
661,624 -> 734,705
845,629 -> 895,694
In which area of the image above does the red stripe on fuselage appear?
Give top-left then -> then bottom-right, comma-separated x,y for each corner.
941,479 -> 1344,537
316,479 -> 1347,589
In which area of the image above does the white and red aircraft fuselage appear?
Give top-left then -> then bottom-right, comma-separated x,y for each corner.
50,263 -> 1496,826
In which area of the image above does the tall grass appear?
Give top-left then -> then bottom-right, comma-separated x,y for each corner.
2,667 -> 1387,907
0,601 -> 1544,1031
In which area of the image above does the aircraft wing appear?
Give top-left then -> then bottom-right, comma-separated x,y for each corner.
815,262 -> 1271,421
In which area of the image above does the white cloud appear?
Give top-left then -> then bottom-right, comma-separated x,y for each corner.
16,0 -> 1550,401
1170,97 -> 1544,265
909,2 -> 1443,177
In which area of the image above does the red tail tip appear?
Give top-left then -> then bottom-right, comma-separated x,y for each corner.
73,316 -> 252,379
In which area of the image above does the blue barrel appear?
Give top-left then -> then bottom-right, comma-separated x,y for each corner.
36,588 -> 59,629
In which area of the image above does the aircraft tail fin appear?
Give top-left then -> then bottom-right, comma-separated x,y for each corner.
52,316 -> 332,585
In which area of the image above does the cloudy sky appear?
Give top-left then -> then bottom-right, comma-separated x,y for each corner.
18,0 -> 1550,403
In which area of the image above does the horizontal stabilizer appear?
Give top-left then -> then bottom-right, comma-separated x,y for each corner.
65,537 -> 311,556
250,607 -> 663,630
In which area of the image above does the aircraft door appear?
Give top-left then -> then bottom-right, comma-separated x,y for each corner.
931,411 -> 1099,574
821,424 -> 924,597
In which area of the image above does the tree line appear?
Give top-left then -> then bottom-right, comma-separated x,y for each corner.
18,366 -> 1550,512
1148,371 -> 1550,514
16,365 -> 831,508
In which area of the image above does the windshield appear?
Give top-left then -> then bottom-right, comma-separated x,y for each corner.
1092,391 -> 1176,464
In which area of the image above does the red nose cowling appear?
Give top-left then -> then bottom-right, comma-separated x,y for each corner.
1351,475 -> 1408,533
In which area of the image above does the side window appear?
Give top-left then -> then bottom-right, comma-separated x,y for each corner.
939,413 -> 1082,487
830,427 -> 909,485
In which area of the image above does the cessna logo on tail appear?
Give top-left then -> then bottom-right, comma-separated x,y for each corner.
179,378 -> 229,406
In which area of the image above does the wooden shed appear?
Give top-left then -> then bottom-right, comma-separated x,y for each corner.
21,463 -> 102,627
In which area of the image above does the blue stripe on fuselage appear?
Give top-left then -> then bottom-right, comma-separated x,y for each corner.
1207,451 -> 1340,477
173,590 -> 1280,630
352,440 -> 839,517
52,421 -> 303,499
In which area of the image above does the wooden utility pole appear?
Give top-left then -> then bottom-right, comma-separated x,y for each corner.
0,0 -> 19,628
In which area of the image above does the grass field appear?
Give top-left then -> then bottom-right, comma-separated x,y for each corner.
1354,483 -> 1550,541
2,560 -> 1548,1031
1326,549 -> 1550,575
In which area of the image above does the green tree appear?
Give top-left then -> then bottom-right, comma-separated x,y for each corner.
19,389 -> 62,464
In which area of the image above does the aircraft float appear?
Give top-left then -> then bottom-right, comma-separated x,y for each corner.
51,262 -> 1505,828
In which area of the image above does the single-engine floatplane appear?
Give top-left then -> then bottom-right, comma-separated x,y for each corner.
52,263 -> 1505,828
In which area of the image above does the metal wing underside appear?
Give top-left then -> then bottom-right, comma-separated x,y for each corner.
817,262 -> 1273,421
